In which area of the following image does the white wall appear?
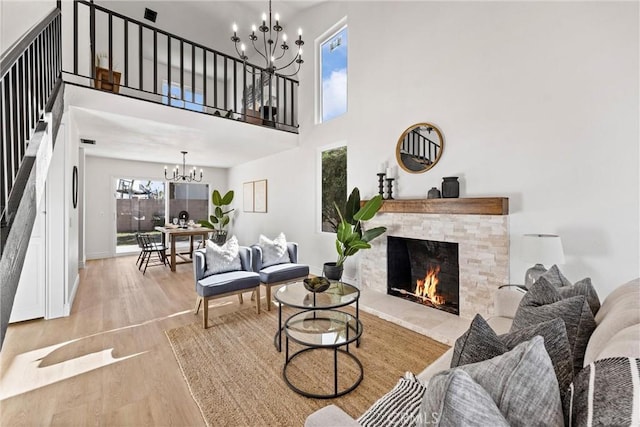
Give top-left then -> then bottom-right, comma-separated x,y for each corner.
0,0 -> 56,53
84,156 -> 227,259
228,1 -> 640,298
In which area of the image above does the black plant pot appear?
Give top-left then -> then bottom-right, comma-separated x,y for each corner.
323,262 -> 344,281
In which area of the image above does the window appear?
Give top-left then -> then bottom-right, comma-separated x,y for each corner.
321,145 -> 347,232
161,82 -> 204,112
319,25 -> 348,122
114,178 -> 165,251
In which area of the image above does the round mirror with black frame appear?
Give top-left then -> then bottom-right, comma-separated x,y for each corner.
396,123 -> 444,174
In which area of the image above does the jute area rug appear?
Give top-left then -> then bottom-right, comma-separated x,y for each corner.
166,306 -> 449,427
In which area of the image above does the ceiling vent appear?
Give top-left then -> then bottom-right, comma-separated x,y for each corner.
144,8 -> 157,23
80,139 -> 96,145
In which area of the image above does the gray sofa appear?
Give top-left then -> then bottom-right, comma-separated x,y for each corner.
305,278 -> 640,426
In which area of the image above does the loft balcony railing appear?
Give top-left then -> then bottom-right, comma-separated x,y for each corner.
1,8 -> 62,227
400,128 -> 441,167
65,0 -> 299,132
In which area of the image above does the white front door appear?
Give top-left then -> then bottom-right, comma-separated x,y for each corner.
9,191 -> 47,323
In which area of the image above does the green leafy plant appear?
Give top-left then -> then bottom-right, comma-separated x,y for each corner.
199,190 -> 234,231
334,187 -> 387,267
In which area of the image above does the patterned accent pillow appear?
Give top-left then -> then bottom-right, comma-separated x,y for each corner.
259,233 -> 291,268
564,357 -> 640,426
204,235 -> 242,276
557,277 -> 601,316
451,314 -> 574,400
536,265 -> 601,315
423,337 -> 564,426
358,372 -> 426,427
512,277 -> 596,375
539,264 -> 572,287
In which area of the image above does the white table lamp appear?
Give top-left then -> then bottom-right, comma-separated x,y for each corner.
522,234 -> 565,287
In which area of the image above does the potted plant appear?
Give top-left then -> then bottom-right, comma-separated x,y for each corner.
199,189 -> 234,245
324,187 -> 387,280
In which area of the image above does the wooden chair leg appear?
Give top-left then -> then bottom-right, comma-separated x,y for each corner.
238,293 -> 244,304
250,290 -> 255,301
194,297 -> 202,314
266,285 -> 272,311
255,286 -> 261,314
202,297 -> 209,329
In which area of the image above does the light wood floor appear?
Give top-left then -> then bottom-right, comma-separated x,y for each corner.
0,256 -> 256,426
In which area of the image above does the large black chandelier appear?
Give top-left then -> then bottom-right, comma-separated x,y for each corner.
164,151 -> 203,182
231,0 -> 304,76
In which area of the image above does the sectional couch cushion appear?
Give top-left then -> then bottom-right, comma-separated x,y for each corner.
511,277 -> 596,374
564,357 -> 640,427
452,314 -> 573,397
423,336 -> 564,426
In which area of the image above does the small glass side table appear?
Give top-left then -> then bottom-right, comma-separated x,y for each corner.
273,280 -> 360,352
282,309 -> 363,399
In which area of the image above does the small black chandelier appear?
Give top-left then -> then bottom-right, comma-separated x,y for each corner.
231,0 -> 304,77
164,151 -> 203,182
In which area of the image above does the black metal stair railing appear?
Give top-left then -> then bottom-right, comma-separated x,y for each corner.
68,0 -> 299,132
0,8 -> 62,229
401,128 -> 441,166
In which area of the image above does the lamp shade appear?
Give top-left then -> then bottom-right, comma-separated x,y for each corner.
522,234 -> 565,266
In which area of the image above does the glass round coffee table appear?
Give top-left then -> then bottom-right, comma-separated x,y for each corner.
282,309 -> 363,398
274,280 -> 360,352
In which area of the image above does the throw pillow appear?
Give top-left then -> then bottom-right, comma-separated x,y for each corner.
204,235 -> 242,276
511,277 -> 596,375
423,336 -> 564,426
535,265 -> 601,316
358,372 -> 426,427
421,369 -> 509,427
539,264 -> 572,287
556,277 -> 601,316
259,233 -> 291,268
451,314 -> 573,399
564,357 -> 640,426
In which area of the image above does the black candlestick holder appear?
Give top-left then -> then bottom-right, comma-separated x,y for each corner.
376,173 -> 386,196
385,178 -> 395,200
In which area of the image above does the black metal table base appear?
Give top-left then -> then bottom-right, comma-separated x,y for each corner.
282,347 -> 363,399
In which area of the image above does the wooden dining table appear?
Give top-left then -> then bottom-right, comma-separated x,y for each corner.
154,226 -> 211,272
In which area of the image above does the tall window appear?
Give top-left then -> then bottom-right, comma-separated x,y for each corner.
320,25 -> 348,122
162,82 -> 204,112
321,146 -> 347,232
114,178 -> 165,251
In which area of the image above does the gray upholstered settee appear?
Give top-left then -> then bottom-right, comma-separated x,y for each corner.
305,278 -> 640,426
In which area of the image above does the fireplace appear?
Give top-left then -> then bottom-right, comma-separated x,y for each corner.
387,236 -> 460,315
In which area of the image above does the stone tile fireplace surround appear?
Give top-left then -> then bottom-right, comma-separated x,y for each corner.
359,198 -> 509,320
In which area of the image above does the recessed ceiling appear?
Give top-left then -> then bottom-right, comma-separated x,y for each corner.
65,85 -> 299,168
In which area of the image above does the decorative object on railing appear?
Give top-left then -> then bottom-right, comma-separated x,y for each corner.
164,151 -> 203,182
231,0 -> 304,77
70,0 -> 299,132
396,123 -> 444,174
1,8 -> 62,223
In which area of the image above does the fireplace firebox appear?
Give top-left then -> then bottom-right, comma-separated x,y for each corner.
387,236 -> 459,315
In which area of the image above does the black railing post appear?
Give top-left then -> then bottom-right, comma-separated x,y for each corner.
124,19 -> 129,87
191,45 -> 195,103
202,49 -> 207,106
153,30 -> 158,94
90,1 -> 95,79
73,0 -> 78,74
138,25 -> 143,90
213,52 -> 218,109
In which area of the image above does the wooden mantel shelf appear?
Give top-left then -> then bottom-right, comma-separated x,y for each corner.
363,197 -> 509,215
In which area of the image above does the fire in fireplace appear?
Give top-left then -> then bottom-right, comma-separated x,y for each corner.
387,236 -> 459,315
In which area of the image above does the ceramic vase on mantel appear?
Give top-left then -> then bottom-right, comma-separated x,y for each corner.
441,177 -> 460,198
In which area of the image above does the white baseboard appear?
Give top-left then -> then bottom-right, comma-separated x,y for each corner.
64,274 -> 80,316
86,252 -> 112,260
